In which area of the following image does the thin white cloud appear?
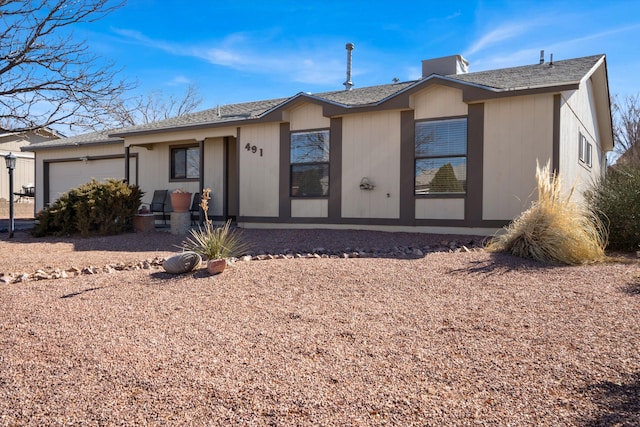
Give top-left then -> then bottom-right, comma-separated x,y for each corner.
167,75 -> 192,86
446,11 -> 461,20
110,27 -> 345,85
464,22 -> 532,56
556,23 -> 640,46
470,22 -> 640,71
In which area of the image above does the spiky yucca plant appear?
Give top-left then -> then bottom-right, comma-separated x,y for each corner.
485,161 -> 607,265
181,189 -> 251,260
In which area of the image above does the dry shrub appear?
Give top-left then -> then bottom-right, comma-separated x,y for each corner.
181,189 -> 251,260
485,161 -> 607,265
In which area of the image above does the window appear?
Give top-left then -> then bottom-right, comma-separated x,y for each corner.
171,146 -> 200,180
290,130 -> 330,197
579,132 -> 592,168
415,118 -> 467,195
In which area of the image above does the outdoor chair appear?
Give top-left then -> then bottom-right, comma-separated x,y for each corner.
14,183 -> 35,202
149,189 -> 169,225
190,192 -> 202,225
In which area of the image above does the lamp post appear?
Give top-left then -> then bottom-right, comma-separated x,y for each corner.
5,152 -> 16,238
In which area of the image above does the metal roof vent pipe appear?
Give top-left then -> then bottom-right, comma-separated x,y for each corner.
344,42 -> 354,91
539,50 -> 545,64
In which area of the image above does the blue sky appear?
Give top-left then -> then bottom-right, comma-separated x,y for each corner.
81,0 -> 640,110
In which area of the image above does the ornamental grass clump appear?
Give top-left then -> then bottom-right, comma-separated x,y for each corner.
181,189 -> 251,260
485,161 -> 607,265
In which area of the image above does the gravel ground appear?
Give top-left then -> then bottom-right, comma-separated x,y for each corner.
0,228 -> 639,426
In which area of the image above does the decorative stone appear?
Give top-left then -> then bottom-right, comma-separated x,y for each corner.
163,252 -> 202,274
207,259 -> 226,275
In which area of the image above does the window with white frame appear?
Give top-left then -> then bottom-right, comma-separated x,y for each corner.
290,130 -> 330,197
579,132 -> 592,168
415,118 -> 467,195
171,145 -> 200,180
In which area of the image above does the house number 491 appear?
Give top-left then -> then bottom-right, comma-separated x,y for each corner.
244,143 -> 263,157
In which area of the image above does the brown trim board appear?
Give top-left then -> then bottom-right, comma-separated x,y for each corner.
553,94 -> 561,174
328,118 -> 342,220
237,215 -> 509,229
278,122 -> 291,219
465,103 -> 484,226
400,110 -> 415,225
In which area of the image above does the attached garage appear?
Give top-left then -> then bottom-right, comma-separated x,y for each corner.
22,131 -> 135,212
45,155 -> 138,205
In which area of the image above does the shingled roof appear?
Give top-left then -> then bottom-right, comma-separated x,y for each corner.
27,54 -> 606,148
21,130 -> 122,151
449,54 -> 604,90
111,54 -> 604,136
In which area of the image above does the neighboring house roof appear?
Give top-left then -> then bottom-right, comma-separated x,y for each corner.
0,127 -> 64,140
21,130 -> 122,152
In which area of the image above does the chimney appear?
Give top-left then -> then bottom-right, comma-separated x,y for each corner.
539,50 -> 545,64
343,42 -> 354,91
421,54 -> 469,78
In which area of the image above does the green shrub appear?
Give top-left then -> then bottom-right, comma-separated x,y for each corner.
587,164 -> 640,251
33,179 -> 143,237
486,161 -> 607,265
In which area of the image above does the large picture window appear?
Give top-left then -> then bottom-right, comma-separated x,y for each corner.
290,130 -> 330,197
415,118 -> 467,195
171,145 -> 200,180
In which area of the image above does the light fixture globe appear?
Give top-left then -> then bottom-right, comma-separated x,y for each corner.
5,152 -> 16,170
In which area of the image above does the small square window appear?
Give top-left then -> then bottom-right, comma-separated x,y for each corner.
171,146 -> 200,180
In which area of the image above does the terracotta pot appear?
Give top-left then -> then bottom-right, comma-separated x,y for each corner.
207,258 -> 226,275
170,192 -> 192,212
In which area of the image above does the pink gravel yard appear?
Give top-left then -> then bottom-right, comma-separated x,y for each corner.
0,229 -> 639,426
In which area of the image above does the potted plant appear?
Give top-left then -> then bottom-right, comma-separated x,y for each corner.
170,188 -> 192,212
181,189 -> 251,274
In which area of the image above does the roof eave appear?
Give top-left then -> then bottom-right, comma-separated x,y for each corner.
21,138 -> 123,152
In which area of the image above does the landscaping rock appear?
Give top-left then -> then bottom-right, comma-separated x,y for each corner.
162,252 -> 202,274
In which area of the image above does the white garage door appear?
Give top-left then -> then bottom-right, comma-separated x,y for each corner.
48,158 -> 137,203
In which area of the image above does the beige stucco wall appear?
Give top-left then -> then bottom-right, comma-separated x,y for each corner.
412,84 -> 468,120
482,94 -> 554,220
341,110 -> 401,219
238,123 -> 280,217
558,80 -> 604,201
415,198 -> 465,220
291,199 -> 328,217
288,103 -> 330,131
123,127 -> 236,146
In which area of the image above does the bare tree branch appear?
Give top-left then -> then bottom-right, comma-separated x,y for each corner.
101,84 -> 203,128
0,0 -> 132,132
612,93 -> 640,166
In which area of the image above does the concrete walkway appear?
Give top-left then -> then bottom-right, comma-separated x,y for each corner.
0,218 -> 36,234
